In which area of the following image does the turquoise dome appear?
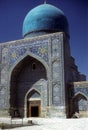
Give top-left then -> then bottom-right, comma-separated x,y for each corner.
23,4 -> 69,37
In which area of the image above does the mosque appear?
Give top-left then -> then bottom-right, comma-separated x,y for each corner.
0,3 -> 88,118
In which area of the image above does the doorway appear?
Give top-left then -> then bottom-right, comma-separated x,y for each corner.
31,106 -> 39,117
27,100 -> 41,117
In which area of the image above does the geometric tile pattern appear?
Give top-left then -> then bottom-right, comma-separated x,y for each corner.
9,39 -> 49,67
74,87 -> 88,97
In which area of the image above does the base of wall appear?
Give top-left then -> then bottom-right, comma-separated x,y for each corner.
79,111 -> 88,118
0,110 -> 10,117
1,108 -> 88,118
41,106 -> 66,118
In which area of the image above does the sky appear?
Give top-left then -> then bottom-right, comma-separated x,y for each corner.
0,0 -> 88,79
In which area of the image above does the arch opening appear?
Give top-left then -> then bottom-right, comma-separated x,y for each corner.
27,89 -> 41,117
10,55 -> 47,118
72,93 -> 88,117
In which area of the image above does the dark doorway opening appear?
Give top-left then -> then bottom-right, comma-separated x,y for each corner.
31,106 -> 39,117
27,100 -> 41,117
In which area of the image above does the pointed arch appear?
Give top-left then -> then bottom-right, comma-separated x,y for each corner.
72,92 -> 88,101
10,54 -> 48,117
25,87 -> 41,100
72,92 -> 88,115
24,88 -> 41,117
9,52 -> 50,81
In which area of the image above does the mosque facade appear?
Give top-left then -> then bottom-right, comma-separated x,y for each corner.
0,4 -> 88,118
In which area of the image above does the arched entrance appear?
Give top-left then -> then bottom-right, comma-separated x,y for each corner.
27,89 -> 41,117
10,55 -> 47,118
72,92 -> 88,117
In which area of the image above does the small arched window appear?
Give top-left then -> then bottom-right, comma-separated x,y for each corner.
32,63 -> 36,70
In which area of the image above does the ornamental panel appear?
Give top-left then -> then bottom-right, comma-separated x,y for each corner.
9,39 -> 49,68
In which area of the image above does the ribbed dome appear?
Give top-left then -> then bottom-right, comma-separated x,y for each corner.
23,4 -> 69,38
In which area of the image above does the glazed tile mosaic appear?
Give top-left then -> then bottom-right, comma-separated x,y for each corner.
9,39 -> 49,67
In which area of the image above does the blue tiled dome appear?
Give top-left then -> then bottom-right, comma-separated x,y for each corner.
23,4 -> 69,38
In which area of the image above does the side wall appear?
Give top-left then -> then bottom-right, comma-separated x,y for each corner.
69,82 -> 88,118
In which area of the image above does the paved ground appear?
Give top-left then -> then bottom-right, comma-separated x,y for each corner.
0,117 -> 88,130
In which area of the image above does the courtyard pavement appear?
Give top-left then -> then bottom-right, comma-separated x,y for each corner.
0,117 -> 88,130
